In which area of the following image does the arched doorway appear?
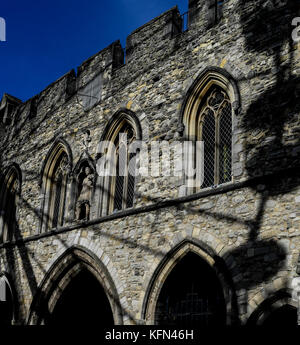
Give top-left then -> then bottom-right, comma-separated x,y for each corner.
28,246 -> 123,325
247,290 -> 298,326
47,268 -> 114,326
263,305 -> 297,326
155,252 -> 226,327
0,278 -> 14,325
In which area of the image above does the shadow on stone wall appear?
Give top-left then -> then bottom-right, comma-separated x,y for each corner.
236,0 -> 300,300
0,184 -> 168,324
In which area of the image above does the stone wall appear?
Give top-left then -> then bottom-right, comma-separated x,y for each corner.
0,0 -> 300,325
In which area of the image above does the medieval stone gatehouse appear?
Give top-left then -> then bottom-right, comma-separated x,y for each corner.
0,0 -> 300,326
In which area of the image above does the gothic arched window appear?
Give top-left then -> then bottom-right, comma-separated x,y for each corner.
0,165 -> 21,243
40,142 -> 71,232
50,153 -> 69,228
199,86 -> 232,188
96,110 -> 141,216
111,123 -> 136,212
182,69 -> 235,192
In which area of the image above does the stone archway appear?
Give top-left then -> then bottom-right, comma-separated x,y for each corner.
27,246 -> 123,325
247,290 -> 298,326
0,274 -> 16,325
155,252 -> 226,327
142,241 -> 237,326
263,304 -> 297,326
47,267 -> 114,326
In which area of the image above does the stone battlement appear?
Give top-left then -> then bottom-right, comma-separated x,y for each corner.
0,0 -> 241,128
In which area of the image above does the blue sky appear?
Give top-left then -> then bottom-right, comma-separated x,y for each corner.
0,0 -> 188,102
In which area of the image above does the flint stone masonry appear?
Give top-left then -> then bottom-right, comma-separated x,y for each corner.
0,0 -> 300,325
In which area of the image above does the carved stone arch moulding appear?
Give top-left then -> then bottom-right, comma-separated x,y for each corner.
247,288 -> 297,325
73,154 -> 95,176
27,245 -> 123,325
179,66 -> 241,136
2,163 -> 22,193
0,271 -> 19,324
141,239 -> 239,325
178,67 -> 240,192
39,137 -> 73,187
96,109 -> 142,217
39,138 -> 73,232
98,108 -> 143,146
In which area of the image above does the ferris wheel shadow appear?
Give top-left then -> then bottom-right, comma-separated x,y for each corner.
225,0 -> 300,313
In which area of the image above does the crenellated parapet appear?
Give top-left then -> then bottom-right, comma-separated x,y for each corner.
125,7 -> 182,63
76,41 -> 124,110
76,40 -> 124,89
0,94 -> 22,126
188,0 -> 224,30
0,0 -> 250,134
0,3 -> 219,130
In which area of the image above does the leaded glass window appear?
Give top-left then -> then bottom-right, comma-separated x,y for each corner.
197,86 -> 232,188
110,123 -> 137,213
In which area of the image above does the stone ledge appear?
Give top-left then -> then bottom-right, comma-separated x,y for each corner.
1,165 -> 299,249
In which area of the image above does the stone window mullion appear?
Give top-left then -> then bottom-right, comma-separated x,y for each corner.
58,173 -> 68,227
98,113 -> 140,216
186,84 -> 233,191
51,174 -> 61,229
126,151 -> 136,208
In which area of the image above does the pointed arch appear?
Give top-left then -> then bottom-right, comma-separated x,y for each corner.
27,245 -> 123,325
39,137 -> 73,187
96,109 -> 142,216
39,138 -> 73,232
180,67 -> 241,126
73,155 -> 95,177
180,67 -> 240,191
142,239 -> 238,325
98,109 -> 143,143
0,163 -> 22,243
247,289 -> 297,325
0,272 -> 19,324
